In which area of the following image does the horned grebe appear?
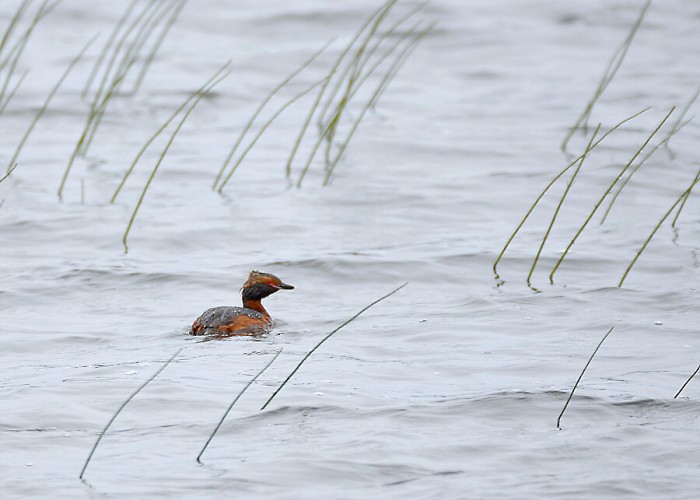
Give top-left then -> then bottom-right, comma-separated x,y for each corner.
190,271 -> 294,336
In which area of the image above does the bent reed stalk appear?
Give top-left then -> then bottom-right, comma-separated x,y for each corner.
526,125 -> 600,287
196,349 -> 283,464
561,0 -> 651,154
216,76 -> 328,193
260,282 -> 408,411
549,107 -> 674,283
79,347 -> 184,480
111,61 -> 231,203
122,66 -> 230,253
557,327 -> 614,429
492,107 -> 649,280
284,0 -> 396,181
211,40 -> 331,191
0,0 -> 56,113
323,24 -> 432,186
600,117 -> 692,225
618,169 -> 700,287
7,35 -> 96,173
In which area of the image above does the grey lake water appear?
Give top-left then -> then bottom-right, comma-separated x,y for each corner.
1,1 -> 699,498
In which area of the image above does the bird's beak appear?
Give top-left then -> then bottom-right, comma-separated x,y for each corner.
278,282 -> 294,290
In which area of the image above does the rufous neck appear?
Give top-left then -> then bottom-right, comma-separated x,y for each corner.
243,298 -> 269,318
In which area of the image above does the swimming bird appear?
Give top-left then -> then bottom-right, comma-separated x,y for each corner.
190,271 -> 294,336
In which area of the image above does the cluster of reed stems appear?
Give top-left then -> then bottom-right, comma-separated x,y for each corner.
59,0 -> 186,200
2,0 -> 426,251
494,0 -> 698,289
213,0 -> 432,191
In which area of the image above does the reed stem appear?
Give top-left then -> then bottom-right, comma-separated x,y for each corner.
217,77 -> 327,193
79,347 -> 184,479
561,0 -> 650,153
526,125 -> 600,286
122,68 -> 230,253
618,169 -> 700,287
674,363 -> 700,399
260,282 -> 408,411
7,36 -> 96,173
111,62 -> 231,203
196,349 -> 283,463
557,327 -> 614,429
493,107 -> 649,279
81,0 -> 138,98
211,41 -> 330,190
549,108 -> 674,283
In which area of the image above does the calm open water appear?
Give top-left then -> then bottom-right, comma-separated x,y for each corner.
1,1 -> 699,498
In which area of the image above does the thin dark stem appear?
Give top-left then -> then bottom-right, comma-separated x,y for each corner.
196,349 -> 283,463
1,163 -> 17,184
260,282 -> 408,411
557,327 -> 614,429
79,347 -> 184,479
674,363 -> 700,399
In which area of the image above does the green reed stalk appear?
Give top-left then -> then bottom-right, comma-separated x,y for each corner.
0,0 -> 59,71
111,62 -> 231,204
315,0 -> 397,130
353,1 -> 428,84
492,108 -> 649,279
323,26 -> 431,186
0,0 -> 51,111
367,22 -> 432,111
7,36 -> 96,173
286,2 -> 394,181
79,347 -> 184,480
81,1 -> 171,155
260,282 -> 408,411
561,0 -> 651,154
211,41 -> 330,191
196,348 -> 283,464
217,77 -> 327,193
80,1 -> 158,156
122,69 -> 230,253
297,25 -> 426,188
111,0 -> 177,90
674,363 -> 700,399
88,0 -> 156,109
0,68 -> 27,115
131,0 -> 186,93
601,117 -> 692,224
527,125 -> 600,287
0,163 -> 17,184
549,107 -> 674,283
0,0 -> 31,63
618,169 -> 700,287
321,19 -> 424,141
81,0 -> 139,98
58,67 -> 133,200
557,327 -> 614,429
319,0 -> 399,165
671,170 -> 698,228
665,86 -> 700,158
